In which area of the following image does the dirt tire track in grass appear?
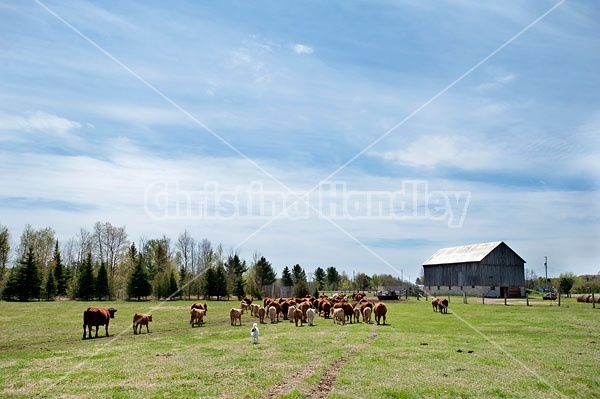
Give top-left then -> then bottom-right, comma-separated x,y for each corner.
306,330 -> 377,399
266,328 -> 378,399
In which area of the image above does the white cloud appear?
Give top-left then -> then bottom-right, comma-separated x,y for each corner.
371,134 -> 502,170
293,44 -> 313,55
0,111 -> 81,137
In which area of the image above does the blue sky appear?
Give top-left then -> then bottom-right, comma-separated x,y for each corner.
1,0 -> 598,280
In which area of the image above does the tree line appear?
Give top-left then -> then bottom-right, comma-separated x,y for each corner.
0,223 -> 405,302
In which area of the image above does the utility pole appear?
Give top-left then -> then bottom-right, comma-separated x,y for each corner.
544,256 -> 548,290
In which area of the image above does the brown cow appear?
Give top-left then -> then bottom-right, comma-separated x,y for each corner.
190,308 -> 205,327
258,306 -> 266,324
191,302 -> 207,314
374,302 -> 387,325
230,308 -> 244,326
322,301 -> 332,319
132,313 -> 152,334
431,298 -> 439,312
83,307 -> 117,339
438,298 -> 449,314
297,301 -> 311,322
293,307 -> 303,327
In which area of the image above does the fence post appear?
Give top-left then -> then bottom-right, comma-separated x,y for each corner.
526,292 -> 529,306
504,293 -> 507,306
593,293 -> 596,309
463,291 -> 467,304
558,293 -> 561,307
482,294 -> 485,304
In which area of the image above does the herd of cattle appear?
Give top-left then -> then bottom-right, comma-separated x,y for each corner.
225,293 -> 388,328
81,293 -> 456,340
81,292 -> 395,339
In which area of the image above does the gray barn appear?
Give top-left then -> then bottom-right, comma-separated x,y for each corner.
423,241 -> 525,298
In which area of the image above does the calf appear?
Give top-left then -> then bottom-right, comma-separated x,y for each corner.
438,298 -> 449,314
293,307 -> 304,327
230,308 -> 244,326
132,313 -> 152,334
333,308 -> 345,325
353,306 -> 361,323
306,308 -> 316,326
363,306 -> 372,323
268,306 -> 277,324
258,306 -> 266,324
287,305 -> 296,322
431,298 -> 439,312
190,308 -> 205,327
191,302 -> 207,314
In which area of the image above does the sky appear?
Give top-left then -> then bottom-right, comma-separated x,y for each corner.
1,0 -> 599,281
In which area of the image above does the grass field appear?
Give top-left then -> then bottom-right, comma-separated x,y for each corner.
0,296 -> 598,399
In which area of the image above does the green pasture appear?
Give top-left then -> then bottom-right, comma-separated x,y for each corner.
0,296 -> 598,399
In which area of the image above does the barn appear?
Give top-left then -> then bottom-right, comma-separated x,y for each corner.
423,241 -> 525,298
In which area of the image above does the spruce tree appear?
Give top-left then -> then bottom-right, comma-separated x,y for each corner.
53,241 -> 68,296
76,253 -> 95,300
233,275 -> 246,300
17,246 -> 41,301
168,270 -> 179,298
96,262 -> 110,300
127,256 -> 152,300
281,266 -> 294,287
45,267 -> 57,300
214,264 -> 228,300
201,267 -> 216,299
255,256 -> 276,286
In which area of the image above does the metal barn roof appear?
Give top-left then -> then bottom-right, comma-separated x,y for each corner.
423,241 -> 506,265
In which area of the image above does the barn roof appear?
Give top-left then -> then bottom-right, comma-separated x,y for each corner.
423,241 -> 523,266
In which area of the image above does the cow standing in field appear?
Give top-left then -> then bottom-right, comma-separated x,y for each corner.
132,313 -> 152,334
83,307 -> 117,339
374,302 -> 387,325
431,298 -> 439,312
190,308 -> 205,327
437,298 -> 449,314
191,302 -> 207,314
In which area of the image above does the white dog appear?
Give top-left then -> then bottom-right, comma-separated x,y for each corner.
250,322 -> 259,344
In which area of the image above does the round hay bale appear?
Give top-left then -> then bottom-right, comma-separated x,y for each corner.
594,295 -> 600,304
577,294 -> 586,302
584,294 -> 593,303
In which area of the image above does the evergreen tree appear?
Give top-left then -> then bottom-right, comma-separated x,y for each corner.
255,256 -> 276,286
201,267 -> 216,299
291,264 -> 306,284
11,246 -> 42,301
326,267 -> 341,291
45,267 -> 57,300
214,264 -> 228,300
281,266 -> 293,287
129,242 -> 138,261
96,262 -> 110,300
294,279 -> 309,298
76,253 -> 95,300
178,266 -> 187,299
314,267 -> 326,290
53,241 -> 68,297
225,253 -> 247,296
232,275 -> 246,300
127,256 -> 152,300
169,269 -> 179,298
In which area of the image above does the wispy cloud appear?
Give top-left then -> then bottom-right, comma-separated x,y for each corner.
292,44 -> 313,54
0,111 -> 81,137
